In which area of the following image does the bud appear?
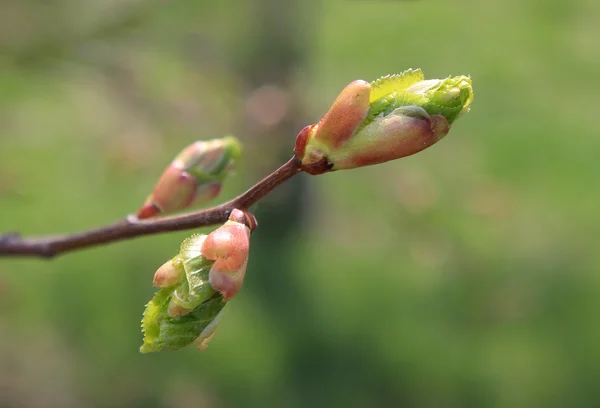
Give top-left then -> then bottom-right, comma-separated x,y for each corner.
294,69 -> 473,174
152,255 -> 184,287
140,209 -> 256,353
137,136 -> 242,219
202,209 -> 256,301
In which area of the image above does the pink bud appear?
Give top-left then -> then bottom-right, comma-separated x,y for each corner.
330,110 -> 450,170
137,137 -> 240,218
312,80 -> 371,149
168,300 -> 192,317
294,80 -> 371,175
294,70 -> 472,174
137,163 -> 202,219
201,209 -> 252,301
152,256 -> 184,288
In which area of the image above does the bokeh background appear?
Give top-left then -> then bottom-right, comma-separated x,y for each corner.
1,0 -> 599,407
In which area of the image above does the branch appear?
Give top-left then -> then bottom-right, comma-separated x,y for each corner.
0,157 -> 301,259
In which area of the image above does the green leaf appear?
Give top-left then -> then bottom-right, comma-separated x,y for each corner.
140,291 -> 226,353
140,234 -> 224,353
369,69 -> 424,103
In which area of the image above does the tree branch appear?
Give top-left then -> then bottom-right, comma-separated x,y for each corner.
0,157 -> 302,259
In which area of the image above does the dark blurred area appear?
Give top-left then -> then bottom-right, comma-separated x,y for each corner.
1,0 -> 599,407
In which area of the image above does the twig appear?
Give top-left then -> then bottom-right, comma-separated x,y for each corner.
0,157 -> 302,259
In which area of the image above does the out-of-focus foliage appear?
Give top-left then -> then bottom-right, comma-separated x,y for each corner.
1,0 -> 599,407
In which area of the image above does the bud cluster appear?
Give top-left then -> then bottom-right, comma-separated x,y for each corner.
140,209 -> 256,353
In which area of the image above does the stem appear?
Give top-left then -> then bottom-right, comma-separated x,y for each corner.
0,157 -> 302,259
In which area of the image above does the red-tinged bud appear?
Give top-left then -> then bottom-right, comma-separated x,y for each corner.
201,209 -> 252,301
330,107 -> 450,170
137,136 -> 241,219
294,69 -> 473,174
228,208 -> 258,232
312,80 -> 371,149
152,255 -> 184,288
140,210 -> 256,353
167,300 -> 191,317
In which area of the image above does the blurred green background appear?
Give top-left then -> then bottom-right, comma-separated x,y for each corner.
1,0 -> 599,407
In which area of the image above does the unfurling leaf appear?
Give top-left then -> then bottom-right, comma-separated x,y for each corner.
294,69 -> 473,175
140,209 -> 257,353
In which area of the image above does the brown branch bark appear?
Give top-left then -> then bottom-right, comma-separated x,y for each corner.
0,157 -> 302,259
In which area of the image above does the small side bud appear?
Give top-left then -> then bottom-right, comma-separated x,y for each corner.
152,255 -> 184,288
167,300 -> 192,317
137,136 -> 241,219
